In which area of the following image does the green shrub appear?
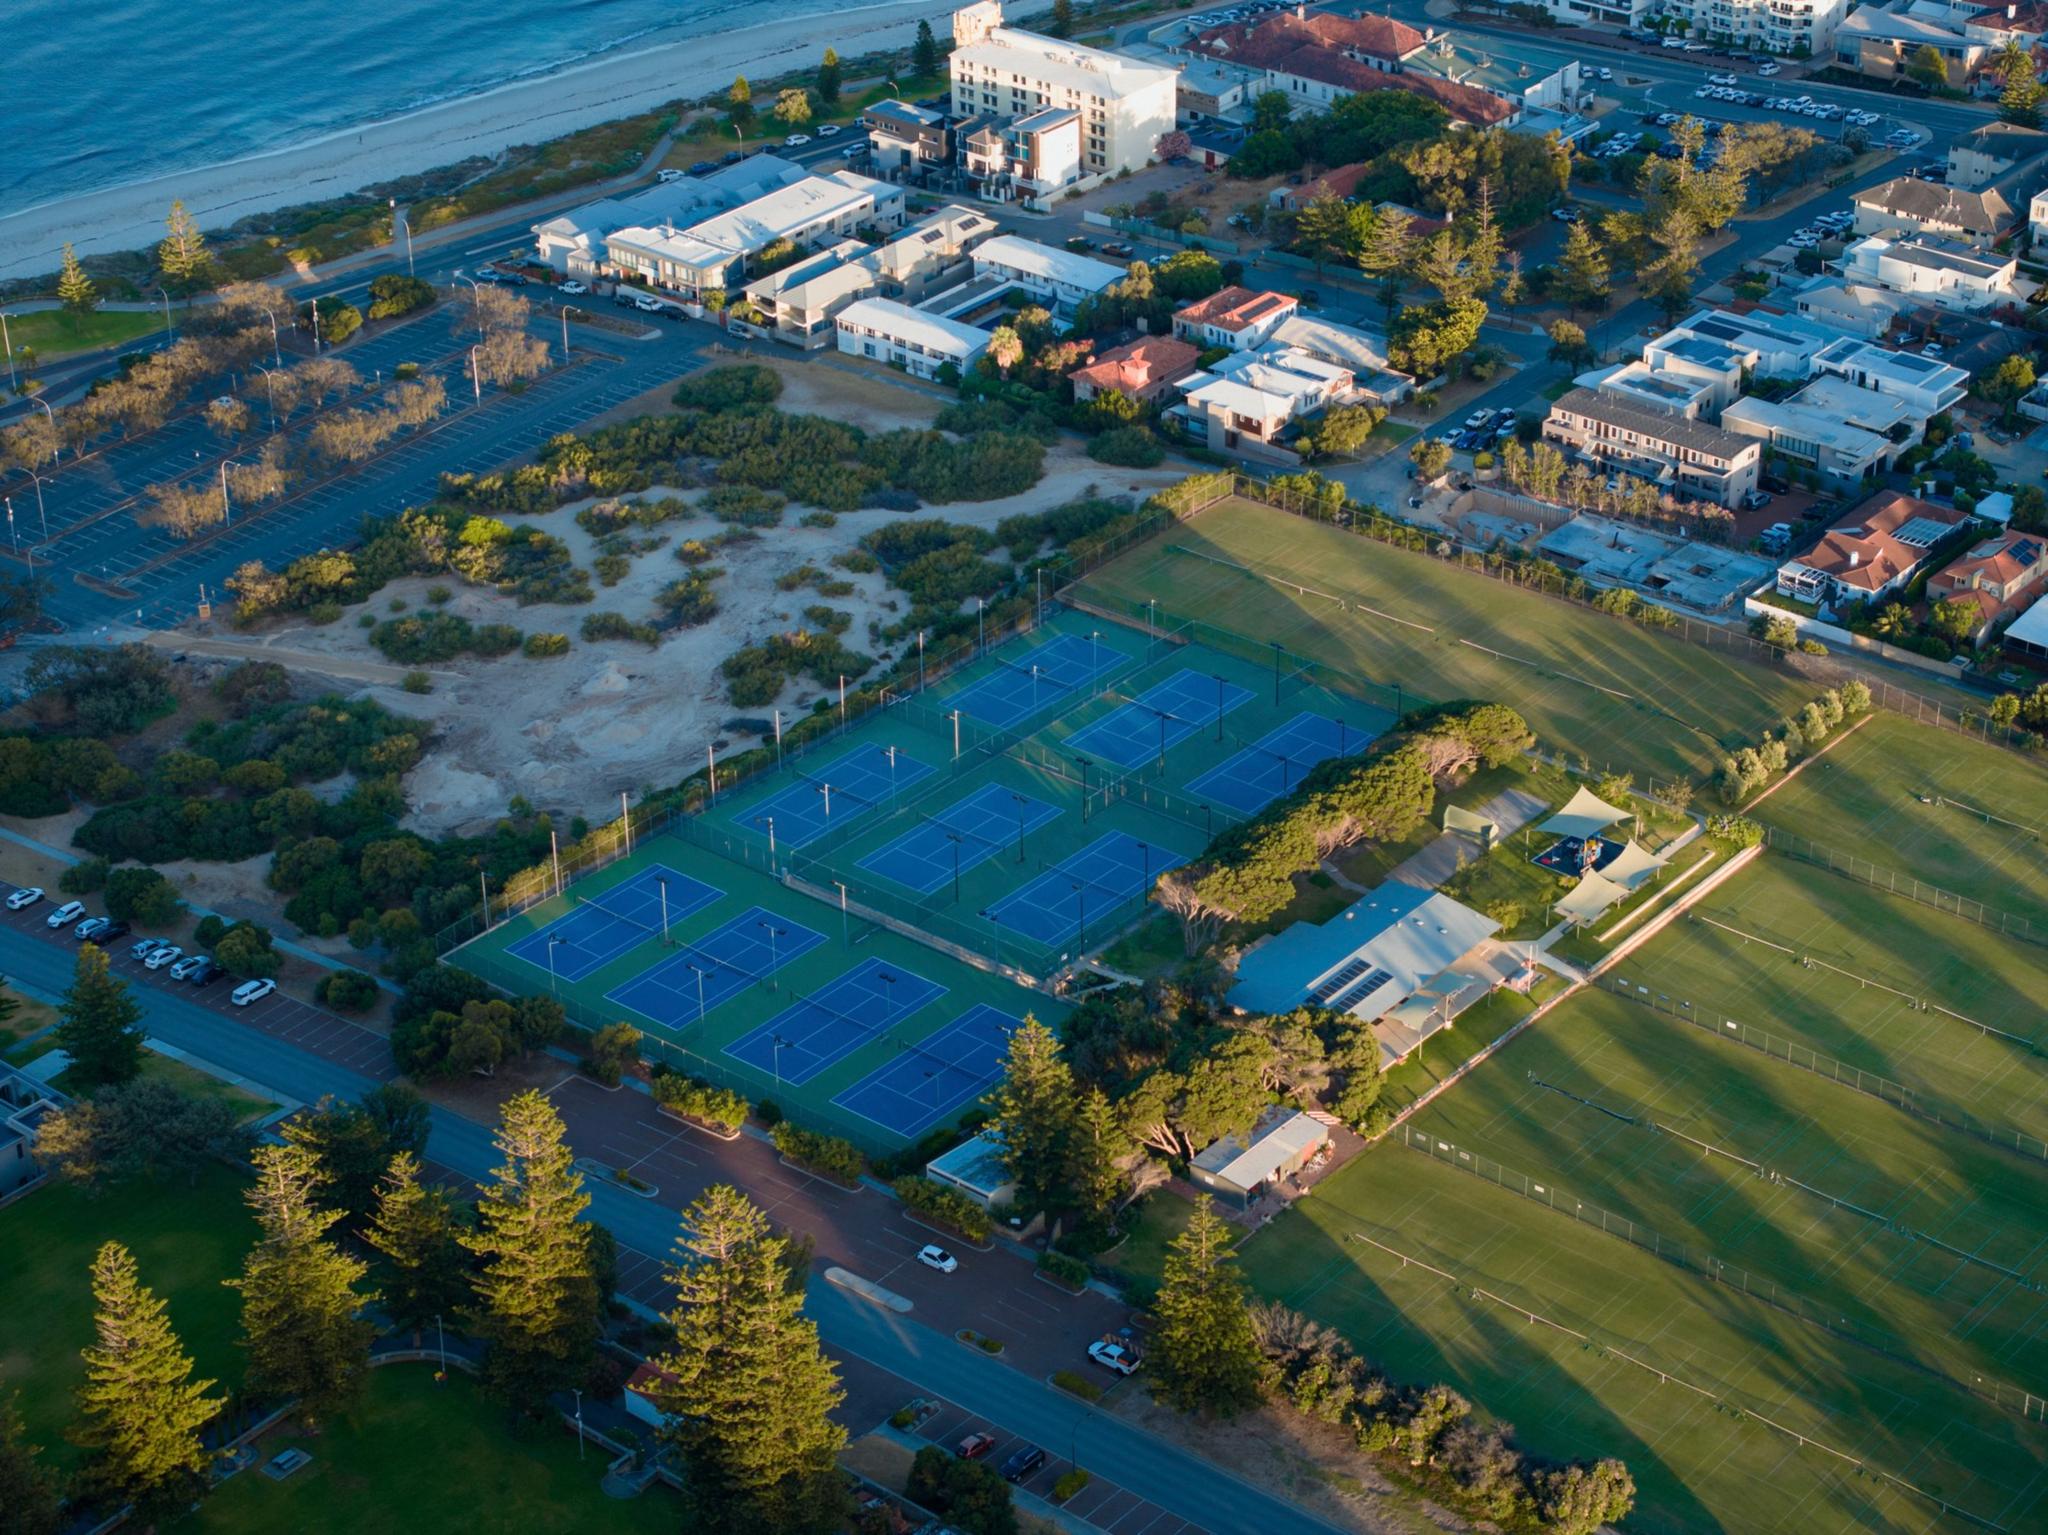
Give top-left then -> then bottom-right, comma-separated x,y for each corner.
798,510 -> 837,528
659,573 -> 721,627
672,364 -> 782,411
1089,426 -> 1165,467
831,550 -> 880,574
102,866 -> 182,925
59,857 -> 111,896
1053,1469 -> 1092,1502
366,274 -> 437,321
1036,1250 -> 1090,1288
306,600 -> 343,625
581,611 -> 662,646
1052,1370 -> 1102,1402
651,1072 -> 749,1132
772,1121 -> 865,1181
703,484 -> 786,527
892,1176 -> 993,1241
593,553 -> 630,586
425,585 -> 452,605
523,632 -> 571,658
316,969 -> 381,1012
401,670 -> 433,693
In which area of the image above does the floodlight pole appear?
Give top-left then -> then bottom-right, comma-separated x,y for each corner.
951,709 -> 961,760
547,935 -> 562,995
766,817 -> 777,864
835,881 -> 850,947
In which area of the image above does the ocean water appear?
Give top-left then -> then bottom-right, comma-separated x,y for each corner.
4,0 -> 881,215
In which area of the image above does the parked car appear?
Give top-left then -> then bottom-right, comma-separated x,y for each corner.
168,954 -> 209,981
688,159 -> 719,175
957,1433 -> 996,1460
656,168 -> 686,182
1088,1340 -> 1140,1375
720,148 -> 745,164
232,978 -> 278,1007
46,900 -> 86,928
559,280 -> 588,295
634,295 -> 668,313
917,1244 -> 958,1273
187,957 -> 226,985
1551,205 -> 1581,222
818,123 -> 842,137
130,937 -> 167,962
1464,409 -> 1494,430
6,886 -> 43,911
1743,490 -> 1774,512
784,133 -> 812,147
97,920 -> 132,944
144,944 -> 183,971
1000,1445 -> 1047,1483
1101,241 -> 1135,258
1757,60 -> 1781,75
73,916 -> 109,940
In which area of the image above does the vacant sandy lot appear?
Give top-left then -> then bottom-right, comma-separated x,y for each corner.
192,356 -> 1189,837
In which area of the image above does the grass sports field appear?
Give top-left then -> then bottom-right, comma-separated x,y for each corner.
1618,853 -> 2048,1145
1076,496 -> 1819,781
0,1165 -> 256,1472
1752,710 -> 2048,937
197,1365 -> 675,1535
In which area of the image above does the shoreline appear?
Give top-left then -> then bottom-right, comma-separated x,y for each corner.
0,0 -> 960,284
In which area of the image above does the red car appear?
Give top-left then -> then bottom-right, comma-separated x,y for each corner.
957,1432 -> 996,1460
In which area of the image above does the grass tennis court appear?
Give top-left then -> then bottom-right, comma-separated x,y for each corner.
1750,709 -> 2048,936
1618,852 -> 2048,1145
1245,1144 -> 2048,1535
1076,496 -> 1822,780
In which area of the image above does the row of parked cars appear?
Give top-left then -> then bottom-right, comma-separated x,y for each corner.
4,886 -> 277,1005
1787,208 -> 1857,249
1185,0 -> 1292,29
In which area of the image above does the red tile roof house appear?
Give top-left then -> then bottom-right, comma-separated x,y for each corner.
1773,490 -> 1974,608
1185,11 -> 1516,128
1271,160 -> 1374,212
1171,287 -> 1300,350
1069,336 -> 1202,404
1926,529 -> 2048,641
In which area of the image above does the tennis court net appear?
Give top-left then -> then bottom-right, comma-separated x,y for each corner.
993,652 -> 1093,693
572,889 -> 668,945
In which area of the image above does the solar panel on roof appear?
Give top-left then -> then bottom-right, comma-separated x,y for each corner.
1308,957 -> 1370,1003
1888,352 -> 1937,373
1894,515 -> 1955,547
2013,540 -> 2043,567
1330,968 -> 1395,1012
1691,318 -> 1745,341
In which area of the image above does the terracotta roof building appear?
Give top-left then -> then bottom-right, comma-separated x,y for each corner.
1272,160 -> 1374,211
1774,490 -> 1973,605
1184,12 -> 1514,128
1172,287 -> 1300,348
1852,177 -> 2014,242
1926,530 -> 2048,639
1069,335 -> 1201,403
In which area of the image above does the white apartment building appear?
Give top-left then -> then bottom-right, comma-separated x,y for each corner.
606,171 -> 904,300
1171,345 -> 1357,463
1721,395 -> 1896,488
948,1 -> 1178,177
1837,235 -> 2023,314
1667,0 -> 1850,56
533,155 -> 805,276
1810,336 -> 1970,423
1542,387 -> 1762,507
835,298 -> 991,379
971,234 -> 1125,315
1669,308 -> 1836,379
735,203 -> 1002,346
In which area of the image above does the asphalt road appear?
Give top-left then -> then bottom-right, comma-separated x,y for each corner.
0,918 -> 1343,1535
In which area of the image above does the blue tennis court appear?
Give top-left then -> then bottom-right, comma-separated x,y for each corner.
1065,669 -> 1256,769
946,631 -> 1131,729
732,743 -> 933,849
985,831 -> 1185,947
1185,711 -> 1370,815
855,784 -> 1063,895
605,905 -> 825,1028
833,1004 -> 1020,1138
505,864 -> 721,982
724,956 -> 947,1085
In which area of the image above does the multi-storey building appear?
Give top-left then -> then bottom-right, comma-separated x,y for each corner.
606,171 -> 903,300
1810,336 -> 1971,422
948,1 -> 1178,177
835,298 -> 991,379
1665,0 -> 1850,56
1542,387 -> 1762,507
969,234 -> 1125,315
1838,234 -> 2022,314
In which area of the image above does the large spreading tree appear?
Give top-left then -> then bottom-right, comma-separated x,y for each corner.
366,1150 -> 471,1340
55,943 -> 145,1090
650,1185 -> 848,1535
0,1389 -> 61,1535
984,1016 -> 1077,1211
1150,1196 -> 1264,1416
462,1089 -> 600,1413
70,1242 -> 222,1522
230,1140 -> 377,1422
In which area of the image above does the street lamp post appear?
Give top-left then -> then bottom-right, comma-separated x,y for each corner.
458,274 -> 484,336
469,345 -> 481,405
308,295 -> 320,354
26,397 -> 57,461
259,307 -> 280,368
23,471 -> 48,541
390,198 -> 415,275
153,286 -> 172,342
759,920 -> 785,990
253,363 -> 279,429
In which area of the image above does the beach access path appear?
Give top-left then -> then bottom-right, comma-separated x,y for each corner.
0,0 -> 960,282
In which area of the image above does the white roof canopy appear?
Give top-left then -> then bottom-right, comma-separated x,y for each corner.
1539,786 -> 1631,842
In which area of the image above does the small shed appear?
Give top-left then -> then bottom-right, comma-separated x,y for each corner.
925,1131 -> 1018,1211
1190,1107 -> 1330,1206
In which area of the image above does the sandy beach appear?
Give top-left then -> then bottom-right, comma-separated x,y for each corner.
0,0 -> 959,284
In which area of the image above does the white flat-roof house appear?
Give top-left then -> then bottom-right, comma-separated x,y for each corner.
1810,336 -> 1970,423
735,204 -> 1001,347
949,1 -> 1178,178
1721,394 -> 1897,490
606,171 -> 904,300
971,233 -> 1125,315
1543,387 -> 1762,508
1838,234 -> 2022,314
1668,308 -> 1836,380
836,297 -> 991,379
1788,273 -> 1909,339
1171,345 -> 1356,463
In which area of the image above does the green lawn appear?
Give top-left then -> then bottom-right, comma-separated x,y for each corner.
4,307 -> 167,363
1605,851 -> 2048,1145
1376,980 -> 1546,1118
0,1166 -> 256,1471
1093,1187 -> 1197,1298
189,1365 -> 677,1535
1748,709 -> 2048,937
1078,497 -> 1819,781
